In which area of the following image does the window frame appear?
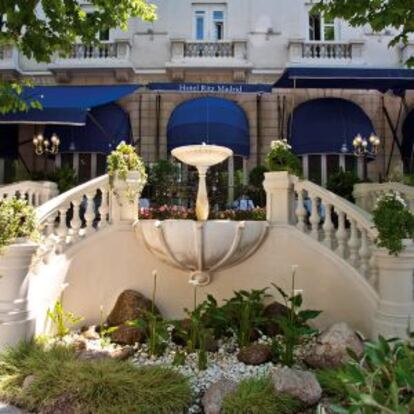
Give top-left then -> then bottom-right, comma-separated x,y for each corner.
308,12 -> 338,42
192,4 -> 227,41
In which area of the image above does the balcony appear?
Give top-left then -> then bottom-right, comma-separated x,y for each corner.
167,39 -> 252,77
0,45 -> 19,78
288,39 -> 365,65
49,40 -> 133,81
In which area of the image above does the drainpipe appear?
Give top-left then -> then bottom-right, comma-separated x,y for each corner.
155,93 -> 161,161
138,93 -> 143,153
256,93 -> 262,166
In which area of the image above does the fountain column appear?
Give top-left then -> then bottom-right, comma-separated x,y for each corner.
228,155 -> 235,206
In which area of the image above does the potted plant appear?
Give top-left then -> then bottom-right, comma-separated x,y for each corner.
0,197 -> 39,349
266,139 -> 301,176
106,142 -> 148,223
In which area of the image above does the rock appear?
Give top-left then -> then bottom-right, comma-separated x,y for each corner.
272,366 -> 322,406
80,325 -> 100,340
72,339 -> 87,352
110,324 -> 145,346
263,301 -> 289,336
237,343 -> 272,365
22,375 -> 35,392
171,319 -> 192,346
77,349 -> 110,361
304,322 -> 364,369
107,290 -> 158,327
109,346 -> 135,361
205,336 -> 219,353
39,394 -> 76,414
201,378 -> 237,414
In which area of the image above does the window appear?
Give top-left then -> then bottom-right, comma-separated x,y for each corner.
99,28 -> 110,42
193,5 -> 226,41
309,13 -> 336,41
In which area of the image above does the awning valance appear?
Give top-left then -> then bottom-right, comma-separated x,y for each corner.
44,103 -> 131,154
274,67 -> 414,92
290,98 -> 376,155
0,85 -> 139,126
167,97 -> 250,156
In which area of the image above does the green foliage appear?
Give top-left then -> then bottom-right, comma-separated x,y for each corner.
222,288 -> 271,347
0,341 -> 192,414
148,160 -> 180,206
315,1 -> 414,67
210,208 -> 266,221
316,368 -> 348,402
271,269 -> 321,367
372,191 -> 414,255
266,140 -> 301,176
330,336 -> 414,414
0,80 -> 42,115
47,301 -> 84,339
326,170 -> 360,202
248,164 -> 268,207
222,376 -> 302,414
0,197 -> 38,252
31,166 -> 78,193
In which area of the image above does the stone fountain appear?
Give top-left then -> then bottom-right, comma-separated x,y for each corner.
135,144 -> 268,286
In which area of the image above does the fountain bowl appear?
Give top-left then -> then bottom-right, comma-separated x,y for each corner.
136,219 -> 268,286
171,145 -> 233,168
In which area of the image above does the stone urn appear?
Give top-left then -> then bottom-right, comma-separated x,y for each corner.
0,240 -> 38,349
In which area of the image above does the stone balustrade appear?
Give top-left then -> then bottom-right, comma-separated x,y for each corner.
288,39 -> 365,65
0,181 -> 58,207
354,181 -> 414,213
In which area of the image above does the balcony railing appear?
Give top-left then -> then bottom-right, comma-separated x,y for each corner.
288,39 -> 365,65
184,41 -> 235,58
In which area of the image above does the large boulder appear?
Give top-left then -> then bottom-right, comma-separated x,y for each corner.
263,301 -> 289,336
202,378 -> 238,414
107,289 -> 158,326
237,343 -> 272,365
304,322 -> 364,369
272,366 -> 322,406
110,324 -> 145,346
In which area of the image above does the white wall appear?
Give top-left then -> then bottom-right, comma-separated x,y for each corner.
29,223 -> 378,336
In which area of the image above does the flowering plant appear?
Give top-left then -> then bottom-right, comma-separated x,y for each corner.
0,197 -> 38,252
266,139 -> 301,176
210,208 -> 266,221
373,191 -> 414,255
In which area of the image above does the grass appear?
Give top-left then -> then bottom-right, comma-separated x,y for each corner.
222,376 -> 302,414
315,368 -> 348,401
0,341 -> 192,414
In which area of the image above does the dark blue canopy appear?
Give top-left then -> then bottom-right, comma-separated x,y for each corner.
167,97 -> 250,156
44,103 -> 131,154
402,109 -> 414,167
274,67 -> 414,92
290,98 -> 375,154
0,85 -> 139,126
0,125 -> 18,159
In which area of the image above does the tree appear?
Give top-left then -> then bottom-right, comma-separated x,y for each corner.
0,0 -> 156,113
315,0 -> 414,66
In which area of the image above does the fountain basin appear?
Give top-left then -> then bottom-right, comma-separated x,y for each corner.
135,219 -> 268,286
171,145 -> 233,168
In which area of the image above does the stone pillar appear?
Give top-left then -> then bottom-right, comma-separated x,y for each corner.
373,243 -> 414,338
263,171 -> 295,225
111,171 -> 145,224
228,156 -> 235,206
0,241 -> 38,349
40,181 -> 59,204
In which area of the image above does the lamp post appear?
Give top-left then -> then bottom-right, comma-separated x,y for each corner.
352,133 -> 381,181
33,133 -> 60,171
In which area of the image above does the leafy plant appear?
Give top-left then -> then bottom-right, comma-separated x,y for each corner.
222,376 -> 302,414
148,160 -> 180,206
330,336 -> 414,414
271,267 -> 321,367
373,191 -> 414,255
266,139 -> 301,176
47,301 -> 84,339
0,341 -> 192,414
107,142 -> 147,200
31,166 -> 78,193
210,208 -> 266,221
0,197 -> 38,253
248,164 -> 269,207
98,305 -> 118,347
222,288 -> 271,347
326,170 -> 360,202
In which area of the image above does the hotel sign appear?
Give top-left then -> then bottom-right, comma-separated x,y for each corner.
147,83 -> 272,94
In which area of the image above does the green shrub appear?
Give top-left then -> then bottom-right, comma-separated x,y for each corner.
222,376 -> 302,414
315,368 -> 347,402
0,341 -> 192,414
0,197 -> 37,252
326,170 -> 360,202
266,140 -> 301,176
373,191 -> 414,255
30,166 -> 78,193
330,336 -> 414,414
47,301 -> 84,339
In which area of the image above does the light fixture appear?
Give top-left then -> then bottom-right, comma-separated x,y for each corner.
352,133 -> 381,157
33,133 -> 60,156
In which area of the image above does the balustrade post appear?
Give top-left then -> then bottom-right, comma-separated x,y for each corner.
372,242 -> 414,338
110,171 -> 143,225
263,171 -> 296,225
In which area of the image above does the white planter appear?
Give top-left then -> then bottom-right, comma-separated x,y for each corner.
136,219 -> 268,286
0,240 -> 38,349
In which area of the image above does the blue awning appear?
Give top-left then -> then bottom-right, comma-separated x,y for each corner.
274,67 -> 414,92
290,98 -> 376,154
44,103 -> 131,154
167,96 -> 250,156
0,85 -> 139,126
